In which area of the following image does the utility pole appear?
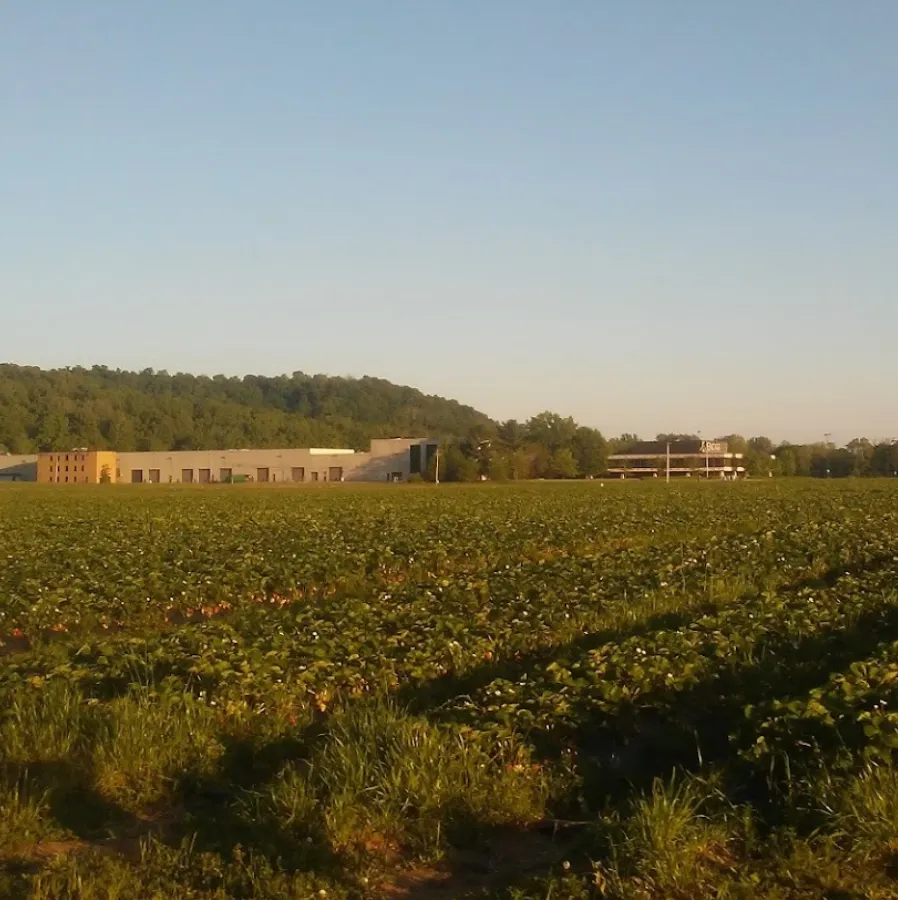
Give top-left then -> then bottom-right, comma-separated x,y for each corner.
434,444 -> 439,486
666,441 -> 670,483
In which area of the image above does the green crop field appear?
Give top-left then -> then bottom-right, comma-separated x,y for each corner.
2,481 -> 898,899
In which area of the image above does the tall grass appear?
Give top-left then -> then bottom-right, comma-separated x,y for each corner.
92,689 -> 224,809
814,761 -> 898,864
600,774 -> 739,899
0,681 -> 98,765
0,778 -> 60,855
0,681 -> 225,815
250,697 -> 551,858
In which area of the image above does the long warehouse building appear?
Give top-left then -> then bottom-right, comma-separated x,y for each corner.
2,438 -> 438,484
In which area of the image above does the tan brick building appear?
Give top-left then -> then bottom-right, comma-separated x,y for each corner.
31,438 -> 436,484
37,450 -> 117,483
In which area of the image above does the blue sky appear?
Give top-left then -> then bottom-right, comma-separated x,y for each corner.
2,2 -> 895,443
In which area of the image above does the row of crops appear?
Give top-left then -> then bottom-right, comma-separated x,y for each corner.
1,480 -> 897,898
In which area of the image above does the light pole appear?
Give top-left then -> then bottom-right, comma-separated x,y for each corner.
434,438 -> 488,485
473,439 -> 492,482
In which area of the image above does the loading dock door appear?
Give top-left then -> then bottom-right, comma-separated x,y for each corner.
182,469 -> 194,483
329,466 -> 343,482
257,467 -> 270,483
409,444 -> 422,474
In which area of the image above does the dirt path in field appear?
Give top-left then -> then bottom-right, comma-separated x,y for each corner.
2,837 -> 135,874
3,821 -> 580,898
379,826 -> 578,898
0,809 -> 176,874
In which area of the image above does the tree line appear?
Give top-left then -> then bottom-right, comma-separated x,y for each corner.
0,365 -> 491,454
430,424 -> 898,481
1,365 -> 895,480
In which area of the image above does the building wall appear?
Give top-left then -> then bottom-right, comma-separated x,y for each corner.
37,450 -> 117,483
21,439 -> 437,485
93,451 -> 118,483
0,455 -> 38,481
114,438 -> 436,484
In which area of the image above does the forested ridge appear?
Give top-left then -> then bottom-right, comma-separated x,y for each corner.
0,364 -> 492,453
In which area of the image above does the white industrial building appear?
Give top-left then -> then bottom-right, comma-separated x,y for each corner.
4,438 -> 438,484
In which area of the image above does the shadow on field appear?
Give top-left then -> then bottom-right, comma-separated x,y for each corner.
562,595 -> 898,812
8,554 -> 897,898
788,552 -> 896,593
404,554 -> 898,806
0,759 -> 149,886
251,553 -> 887,895
399,607 -> 706,716
399,552 -> 897,722
1,759 -> 137,841
167,718 -> 347,876
175,553 -> 898,896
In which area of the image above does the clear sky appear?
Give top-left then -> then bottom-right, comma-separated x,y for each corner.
2,2 -> 895,443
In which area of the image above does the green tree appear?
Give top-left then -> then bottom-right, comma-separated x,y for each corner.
721,434 -> 748,454
509,449 -> 533,480
102,412 -> 137,451
34,409 -> 70,452
548,447 -> 579,479
846,438 -> 874,476
610,433 -> 640,453
498,419 -> 526,447
870,442 -> 898,476
530,445 -> 552,479
775,445 -> 797,477
0,410 -> 30,453
526,412 -> 578,451
571,426 -> 607,476
785,443 -> 815,476
0,363 -> 495,454
749,436 -> 775,455
656,433 -> 699,444
455,456 -> 481,482
744,437 -> 775,476
486,454 -> 511,482
438,443 -> 480,482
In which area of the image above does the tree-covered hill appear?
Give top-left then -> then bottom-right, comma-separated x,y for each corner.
0,364 -> 494,453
